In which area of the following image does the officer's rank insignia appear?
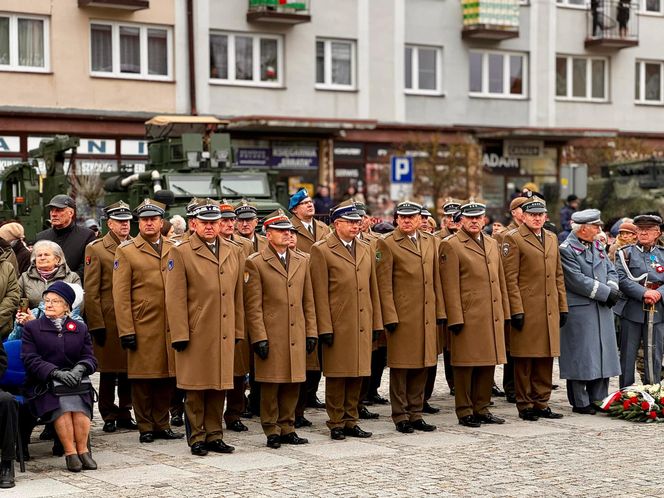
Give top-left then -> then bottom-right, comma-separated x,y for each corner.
375,250 -> 382,262
85,256 -> 91,265
244,271 -> 250,283
168,259 -> 174,271
502,243 -> 510,256
113,260 -> 120,270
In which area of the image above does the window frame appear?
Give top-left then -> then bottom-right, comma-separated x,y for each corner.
89,20 -> 173,81
404,44 -> 444,96
209,31 -> 284,88
0,12 -> 50,73
555,55 -> 609,103
635,59 -> 664,105
315,37 -> 357,91
468,50 -> 528,100
640,0 -> 664,15
555,0 -> 588,9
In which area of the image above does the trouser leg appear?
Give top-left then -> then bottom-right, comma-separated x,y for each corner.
278,383 -> 300,436
443,349 -> 455,390
153,378 -> 175,431
203,390 -> 225,443
405,368 -> 427,423
98,372 -> 119,422
586,378 -> 610,404
531,357 -> 553,410
0,392 -> 18,460
642,322 -> 664,385
224,376 -> 246,425
389,368 -> 408,424
343,377 -> 363,429
325,377 -> 346,430
359,376 -> 370,409
514,357 -> 533,412
117,373 -> 133,420
472,366 -> 495,416
185,389 -> 225,445
619,319 -> 642,388
170,387 -> 185,417
368,347 -> 387,397
453,366 -> 473,419
566,380 -> 590,408
295,381 -> 307,417
424,365 -> 437,402
503,353 -> 515,397
305,369 -> 322,403
260,383 -> 280,437
131,380 -> 154,433
185,390 -> 205,445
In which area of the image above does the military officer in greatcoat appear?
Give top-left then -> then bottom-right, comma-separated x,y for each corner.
559,209 -> 621,414
440,201 -> 509,427
435,199 -> 462,240
310,200 -> 383,440
113,199 -> 184,443
84,201 -> 137,433
165,199 -> 244,456
289,188 -> 331,424
376,200 -> 446,434
244,210 -> 318,449
502,197 -> 568,421
614,214 -> 664,387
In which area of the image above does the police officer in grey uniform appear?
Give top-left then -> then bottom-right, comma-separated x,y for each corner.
614,214 -> 664,387
559,209 -> 621,414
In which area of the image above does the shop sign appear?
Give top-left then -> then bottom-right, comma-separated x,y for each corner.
482,153 -> 519,170
0,158 -> 22,172
0,137 -> 20,153
28,137 -> 117,155
121,140 -> 148,156
335,168 -> 360,178
272,143 -> 318,169
334,143 -> 364,160
237,148 -> 271,167
504,140 -> 543,158
77,160 -> 119,174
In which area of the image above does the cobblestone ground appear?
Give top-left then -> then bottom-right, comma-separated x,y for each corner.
9,360 -> 663,497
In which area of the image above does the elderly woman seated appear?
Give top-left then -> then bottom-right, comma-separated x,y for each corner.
21,281 -> 97,472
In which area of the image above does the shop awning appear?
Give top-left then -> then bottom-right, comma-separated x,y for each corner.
225,115 -> 377,135
473,126 -> 618,141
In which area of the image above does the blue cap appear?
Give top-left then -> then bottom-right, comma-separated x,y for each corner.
289,188 -> 311,212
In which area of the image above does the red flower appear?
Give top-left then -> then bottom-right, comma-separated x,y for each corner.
660,397 -> 664,405
623,400 -> 632,410
641,401 -> 650,411
649,411 -> 657,420
629,396 -> 638,405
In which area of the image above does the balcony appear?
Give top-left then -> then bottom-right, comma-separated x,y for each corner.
78,0 -> 149,10
585,1 -> 638,49
247,0 -> 311,24
461,0 -> 519,41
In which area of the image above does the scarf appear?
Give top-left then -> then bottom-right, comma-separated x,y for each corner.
50,316 -> 66,331
37,266 -> 59,282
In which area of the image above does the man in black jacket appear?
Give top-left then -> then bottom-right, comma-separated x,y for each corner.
0,341 -> 18,488
35,195 -> 96,281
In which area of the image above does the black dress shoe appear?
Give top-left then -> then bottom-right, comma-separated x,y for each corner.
572,405 -> 597,415
78,452 -> 98,470
228,420 -> 249,432
206,439 -> 235,453
343,425 -> 372,438
505,394 -> 517,404
65,454 -> 82,472
280,432 -> 309,445
103,420 -> 117,433
533,407 -> 563,419
330,427 -> 346,440
518,409 -> 539,421
476,413 -> 505,424
294,415 -> 312,428
170,414 -> 184,427
241,408 -> 254,419
0,460 -> 15,489
139,432 -> 154,443
52,439 -> 64,456
369,394 -> 389,405
395,421 -> 414,434
306,396 -> 326,409
39,425 -> 55,440
266,435 -> 281,449
422,402 -> 440,414
153,429 -> 184,440
552,384 -> 559,390
359,406 -> 379,419
411,419 -> 437,432
458,415 -> 481,428
116,419 -> 139,431
492,385 -> 506,397
190,442 -> 208,456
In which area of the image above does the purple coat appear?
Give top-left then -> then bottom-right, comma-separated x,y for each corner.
21,315 -> 97,418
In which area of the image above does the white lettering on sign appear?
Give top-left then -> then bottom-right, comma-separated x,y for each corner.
78,139 -> 116,155
77,160 -> 118,174
121,140 -> 148,156
504,140 -> 543,158
0,137 -> 20,153
482,153 -> 519,169
334,147 -> 362,157
335,168 -> 360,178
0,158 -> 22,172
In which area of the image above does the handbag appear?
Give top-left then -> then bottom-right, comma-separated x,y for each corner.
50,376 -> 93,397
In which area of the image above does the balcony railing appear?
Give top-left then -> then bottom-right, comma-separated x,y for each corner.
247,0 -> 311,24
461,0 -> 520,41
78,0 -> 149,10
585,1 -> 639,49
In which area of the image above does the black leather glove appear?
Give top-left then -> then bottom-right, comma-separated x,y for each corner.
319,333 -> 333,346
449,323 -> 464,335
70,364 -> 88,384
51,369 -> 77,388
511,314 -> 525,331
120,334 -> 137,351
559,312 -> 568,327
385,322 -> 398,333
306,337 -> 317,354
604,288 -> 622,308
172,341 -> 189,352
372,330 -> 381,342
235,338 -> 242,344
436,318 -> 447,326
90,328 -> 107,347
254,340 -> 269,360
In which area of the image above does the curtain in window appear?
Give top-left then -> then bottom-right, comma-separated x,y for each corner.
331,42 -> 351,85
404,47 -> 413,89
235,36 -> 253,80
315,41 -> 325,84
418,48 -> 436,90
91,24 -> 112,72
0,17 -> 9,65
210,34 -> 228,79
645,63 -> 661,101
120,26 -> 140,74
260,38 -> 278,81
148,29 -> 167,75
488,53 -> 503,94
469,52 -> 483,93
18,18 -> 44,67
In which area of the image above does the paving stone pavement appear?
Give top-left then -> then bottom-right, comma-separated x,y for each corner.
10,359 -> 663,497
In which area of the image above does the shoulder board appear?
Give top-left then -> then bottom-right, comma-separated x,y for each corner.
247,252 -> 260,261
227,239 -> 241,247
505,228 -> 519,237
312,239 -> 326,248
356,237 -> 370,246
88,238 -> 103,246
382,232 -> 395,241
442,233 -> 456,242
118,239 -> 135,248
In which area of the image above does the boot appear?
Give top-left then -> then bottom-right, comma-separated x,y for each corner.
0,460 -> 15,489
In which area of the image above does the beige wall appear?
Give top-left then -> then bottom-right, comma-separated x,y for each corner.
1,0 -> 176,113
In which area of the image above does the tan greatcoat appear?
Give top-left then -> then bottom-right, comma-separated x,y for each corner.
228,234 -> 255,376
84,232 -> 127,373
112,235 -> 175,379
376,228 -> 446,369
165,234 -> 244,390
291,217 -> 331,254
309,234 -> 383,377
244,246 -> 317,383
501,224 -> 568,358
439,230 -> 509,366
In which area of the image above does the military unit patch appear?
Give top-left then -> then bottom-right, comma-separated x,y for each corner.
375,250 -> 382,262
113,260 -> 119,270
168,259 -> 174,271
502,243 -> 510,256
85,256 -> 91,265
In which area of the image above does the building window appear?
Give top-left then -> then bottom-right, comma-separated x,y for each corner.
405,45 -> 442,95
210,32 -> 282,86
635,60 -> 663,103
0,13 -> 49,71
315,38 -> 356,90
468,51 -> 526,98
642,0 -> 663,13
556,0 -> 586,6
90,22 -> 171,79
556,55 -> 608,101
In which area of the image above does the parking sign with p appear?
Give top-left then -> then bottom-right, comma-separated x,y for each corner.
390,156 -> 414,183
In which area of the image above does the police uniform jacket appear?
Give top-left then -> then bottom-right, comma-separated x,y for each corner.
614,243 -> 664,324
502,224 -> 568,357
291,217 -> 331,254
84,232 -> 127,373
228,234 -> 255,377
559,232 -> 620,380
440,230 -> 508,366
112,235 -> 175,379
376,227 -> 445,369
244,246 -> 317,383
310,234 -> 382,377
165,234 -> 244,390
